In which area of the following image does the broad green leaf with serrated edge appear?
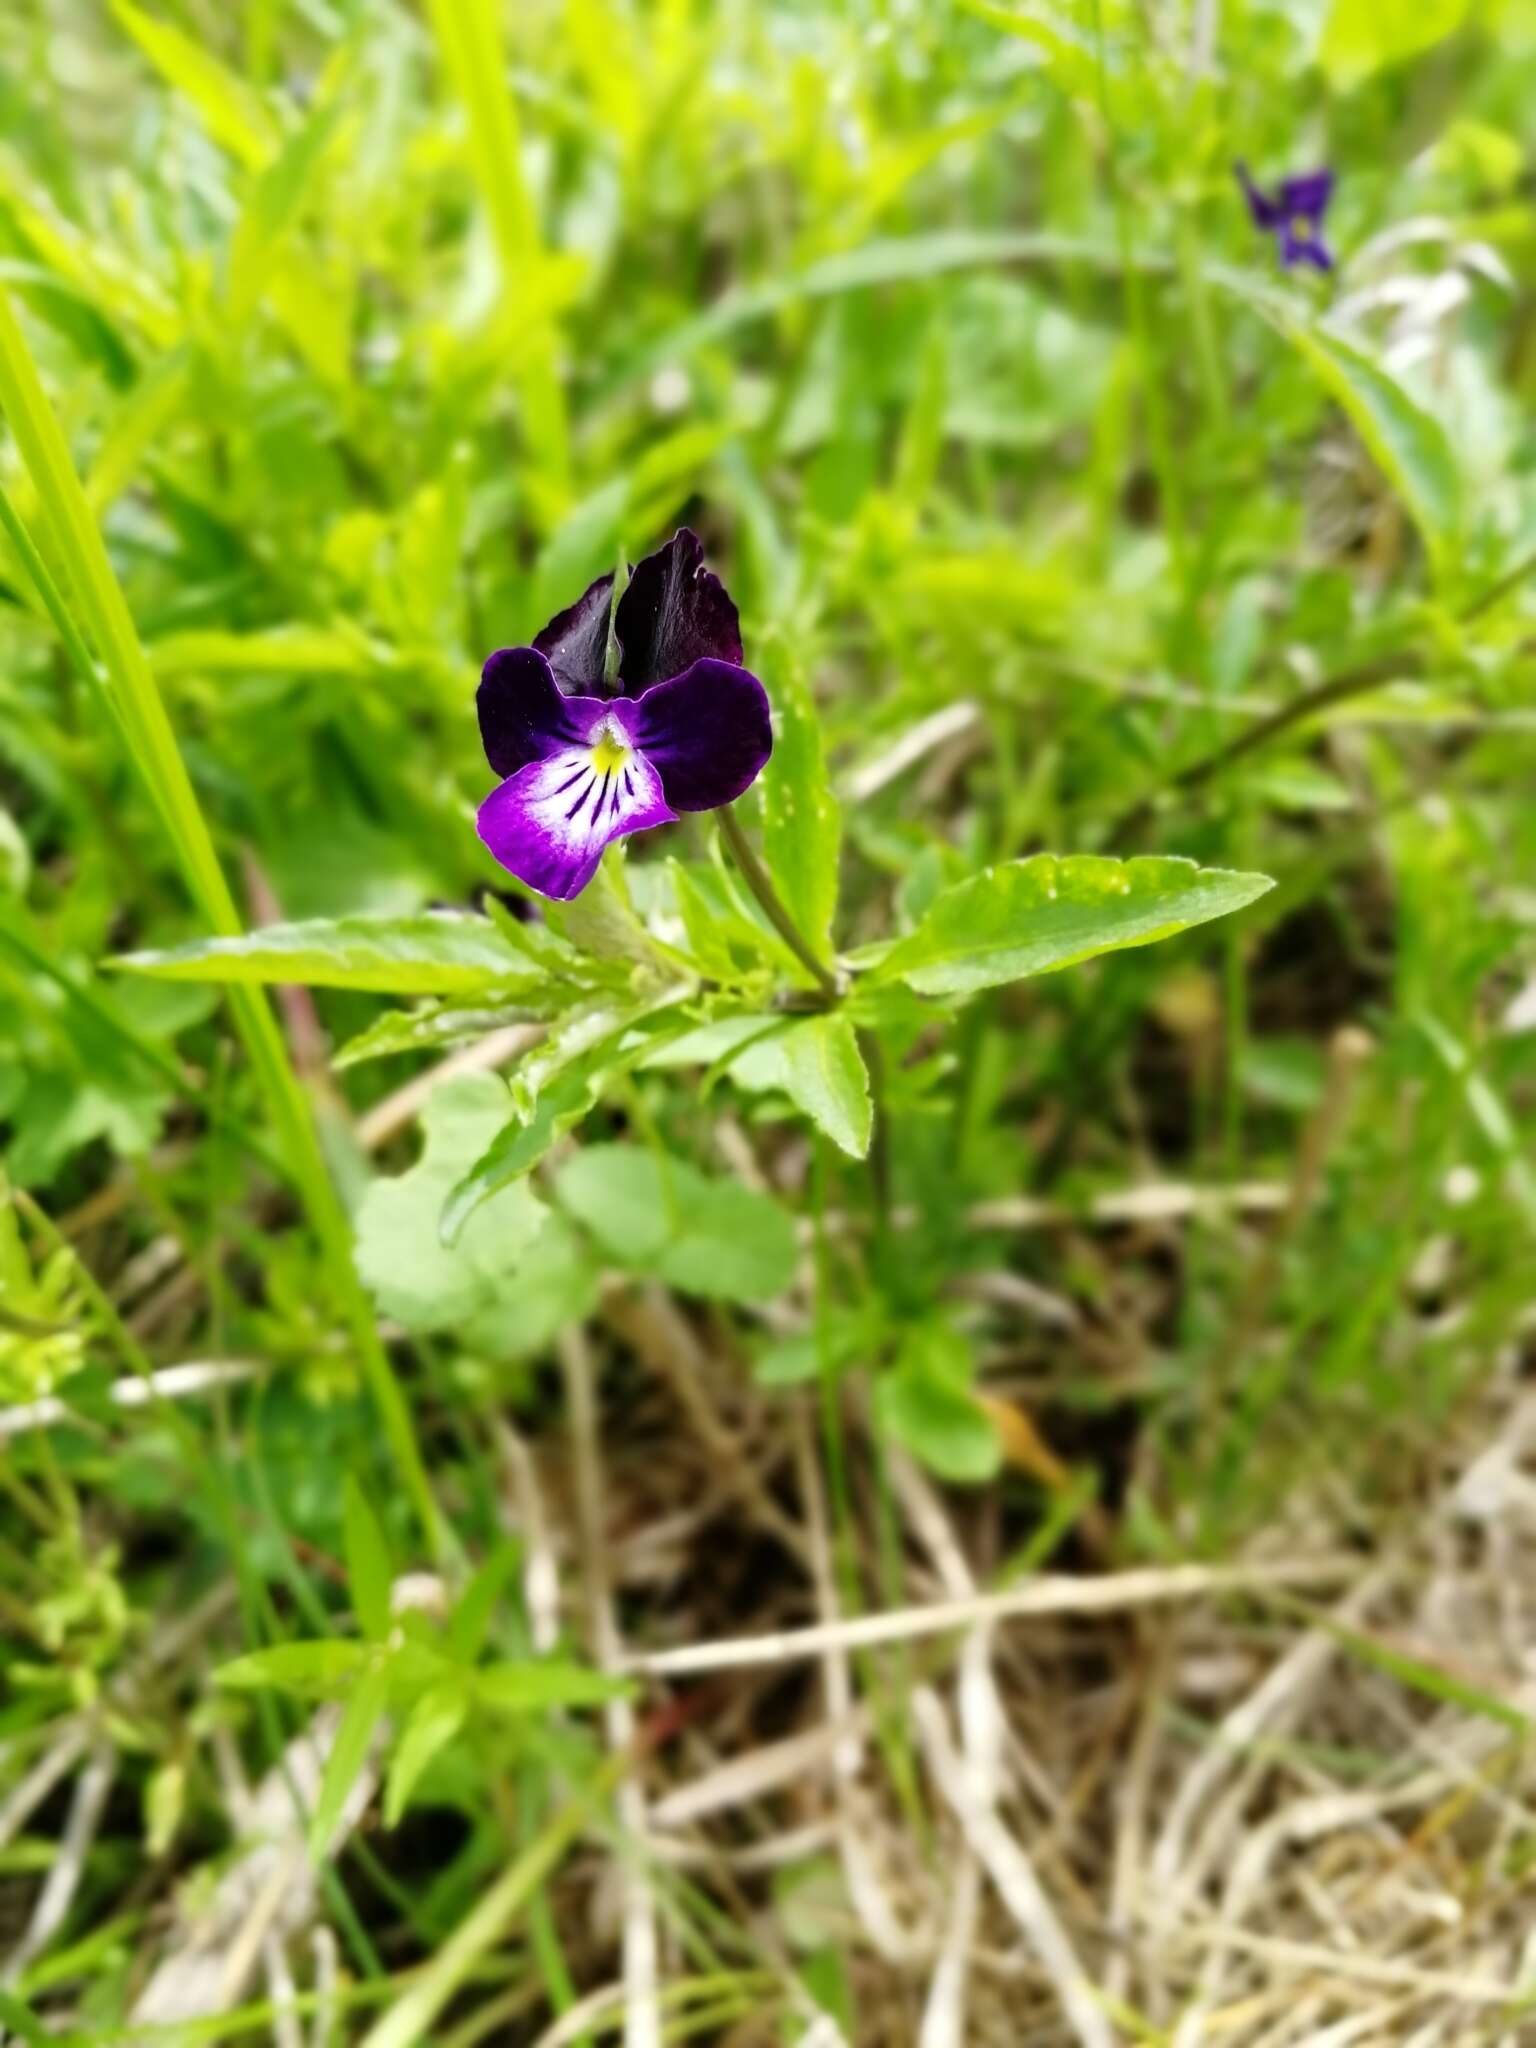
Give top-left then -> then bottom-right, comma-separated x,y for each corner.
555,1144 -> 797,1302
475,1660 -> 631,1713
354,1075 -> 548,1337
115,913 -> 535,996
213,1641 -> 370,1698
1284,322 -> 1461,564
385,1686 -> 467,1828
309,1661 -> 389,1860
760,669 -> 841,957
343,1478 -> 393,1643
771,1015 -> 872,1158
874,854 -> 1273,997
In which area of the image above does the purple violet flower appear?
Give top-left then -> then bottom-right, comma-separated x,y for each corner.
475,528 -> 773,901
1236,162 -> 1335,273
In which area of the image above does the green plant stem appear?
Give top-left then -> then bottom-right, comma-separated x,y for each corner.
0,285 -> 441,1557
717,804 -> 839,999
858,1026 -> 893,1235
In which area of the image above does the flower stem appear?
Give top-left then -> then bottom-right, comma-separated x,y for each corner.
718,805 -> 840,1000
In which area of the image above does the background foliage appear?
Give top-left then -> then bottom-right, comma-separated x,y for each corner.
1,0 -> 1534,2040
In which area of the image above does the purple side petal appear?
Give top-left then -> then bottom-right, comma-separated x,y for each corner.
1235,162 -> 1281,230
616,527 -> 743,691
478,648 -> 607,778
532,571 -> 616,693
1279,168 -> 1334,224
627,658 -> 773,813
477,738 -> 676,901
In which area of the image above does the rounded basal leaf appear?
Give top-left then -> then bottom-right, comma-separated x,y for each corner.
554,1143 -> 797,1302
874,853 -> 1274,997
353,1075 -> 550,1339
876,1328 -> 1001,1485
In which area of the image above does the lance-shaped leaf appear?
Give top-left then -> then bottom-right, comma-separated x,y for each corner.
873,854 -> 1273,997
1283,321 -> 1462,569
115,912 -> 539,997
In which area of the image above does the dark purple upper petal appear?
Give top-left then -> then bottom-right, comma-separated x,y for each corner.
1235,162 -> 1281,231
531,571 -> 615,693
478,647 -> 603,778
1278,168 -> 1334,225
626,658 -> 772,812
615,528 -> 743,692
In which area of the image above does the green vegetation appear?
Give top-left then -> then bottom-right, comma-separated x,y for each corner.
2,0 -> 1533,2039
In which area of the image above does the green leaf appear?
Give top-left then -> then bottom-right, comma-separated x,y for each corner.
475,1659 -> 631,1714
470,1212 -> 601,1359
111,0 -> 280,167
640,1014 -> 789,1072
778,1015 -> 872,1159
214,1641 -> 370,1699
874,854 -> 1273,997
384,1685 -> 468,1828
333,1003 -> 541,1071
149,625 -> 374,676
0,1991 -> 51,2046
343,1479 -> 393,1643
759,669 -> 841,959
670,859 -> 755,981
309,1660 -> 389,1861
353,1075 -> 550,1340
736,1014 -> 872,1158
440,1068 -> 599,1246
875,1327 -> 1000,1484
752,1305 -> 875,1389
1320,0 -> 1471,88
442,989 -> 694,1241
115,913 -> 537,996
555,1144 -> 798,1302
1283,322 -> 1462,566
227,92 -> 347,325
958,0 -> 1108,97
543,853 -> 670,971
447,1543 -> 521,1664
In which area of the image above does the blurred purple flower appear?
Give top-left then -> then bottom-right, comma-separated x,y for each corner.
1236,162 -> 1335,273
476,529 -> 772,901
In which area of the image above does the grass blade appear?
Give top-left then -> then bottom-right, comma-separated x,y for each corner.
0,282 -> 440,1554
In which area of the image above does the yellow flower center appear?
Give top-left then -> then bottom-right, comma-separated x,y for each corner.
589,723 -> 629,777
